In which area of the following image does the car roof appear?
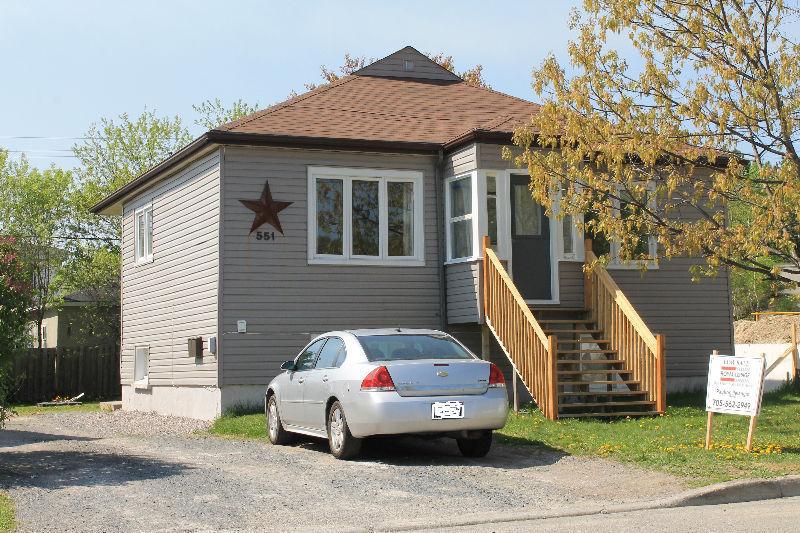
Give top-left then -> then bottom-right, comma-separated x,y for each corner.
340,328 -> 448,337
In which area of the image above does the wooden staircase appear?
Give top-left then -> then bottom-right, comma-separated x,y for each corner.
482,237 -> 666,420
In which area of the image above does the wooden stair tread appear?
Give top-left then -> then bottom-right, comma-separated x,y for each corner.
545,329 -> 603,334
558,379 -> 640,385
557,339 -> 610,344
556,359 -> 623,364
559,411 -> 659,418
538,319 -> 596,324
559,401 -> 656,408
557,370 -> 632,376
558,349 -> 617,354
559,390 -> 648,396
529,306 -> 587,312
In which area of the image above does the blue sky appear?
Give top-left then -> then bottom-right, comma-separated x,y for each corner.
1,0 -> 587,168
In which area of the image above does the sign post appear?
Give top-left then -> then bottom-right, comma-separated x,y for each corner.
705,350 -> 766,452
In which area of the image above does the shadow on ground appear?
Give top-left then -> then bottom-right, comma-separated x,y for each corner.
0,428 -> 97,447
284,433 -> 567,469
0,444 -> 190,491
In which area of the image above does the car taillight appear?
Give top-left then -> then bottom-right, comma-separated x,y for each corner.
488,363 -> 505,388
361,366 -> 396,392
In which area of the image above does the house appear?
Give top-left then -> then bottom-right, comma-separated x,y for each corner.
90,47 -> 734,420
29,291 -> 119,349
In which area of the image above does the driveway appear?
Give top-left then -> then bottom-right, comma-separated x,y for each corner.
0,411 -> 686,532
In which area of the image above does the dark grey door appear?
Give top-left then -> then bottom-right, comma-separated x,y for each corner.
510,174 -> 552,300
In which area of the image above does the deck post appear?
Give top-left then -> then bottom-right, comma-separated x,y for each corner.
655,333 -> 667,413
583,238 -> 593,314
512,371 -> 519,413
482,235 -> 491,323
480,324 -> 491,361
547,335 -> 559,420
791,324 -> 798,387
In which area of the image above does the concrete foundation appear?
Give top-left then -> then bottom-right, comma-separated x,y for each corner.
122,385 -> 222,420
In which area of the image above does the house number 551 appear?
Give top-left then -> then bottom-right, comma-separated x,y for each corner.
255,231 -> 275,241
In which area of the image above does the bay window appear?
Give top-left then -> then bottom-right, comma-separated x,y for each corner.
308,167 -> 424,265
446,174 -> 475,261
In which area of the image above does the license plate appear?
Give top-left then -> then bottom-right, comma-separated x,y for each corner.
431,401 -> 464,420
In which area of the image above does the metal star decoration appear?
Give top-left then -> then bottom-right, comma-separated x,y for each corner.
239,180 -> 293,235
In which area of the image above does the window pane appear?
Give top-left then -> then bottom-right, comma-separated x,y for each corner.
487,176 -> 497,246
145,210 -> 153,257
620,193 -> 650,257
135,346 -> 149,381
136,212 -> 145,260
562,214 -> 574,255
450,219 -> 472,259
316,179 -> 344,255
358,334 -> 474,362
585,210 -> 611,256
316,337 -> 344,368
296,339 -> 326,371
352,180 -> 379,256
450,177 -> 472,218
513,184 -> 541,236
388,181 -> 414,256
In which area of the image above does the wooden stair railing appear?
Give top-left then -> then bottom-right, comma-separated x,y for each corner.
482,236 -> 560,420
583,239 -> 667,413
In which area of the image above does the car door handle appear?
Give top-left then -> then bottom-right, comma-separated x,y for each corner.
298,377 -> 305,384
322,376 -> 329,382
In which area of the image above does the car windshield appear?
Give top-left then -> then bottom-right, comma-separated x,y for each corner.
357,334 -> 474,362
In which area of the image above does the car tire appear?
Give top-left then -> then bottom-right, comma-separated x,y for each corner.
457,431 -> 493,458
327,401 -> 362,459
266,394 -> 293,445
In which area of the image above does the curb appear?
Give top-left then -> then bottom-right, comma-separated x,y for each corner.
345,475 -> 800,533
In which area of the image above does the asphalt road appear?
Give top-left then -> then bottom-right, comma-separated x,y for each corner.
425,496 -> 800,532
0,410 -> 688,532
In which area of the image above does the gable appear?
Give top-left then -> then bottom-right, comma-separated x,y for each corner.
354,46 -> 462,82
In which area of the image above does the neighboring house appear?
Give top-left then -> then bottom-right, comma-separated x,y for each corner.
29,291 -> 119,349
91,47 -> 734,420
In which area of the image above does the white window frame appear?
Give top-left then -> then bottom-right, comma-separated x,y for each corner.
554,186 -> 585,262
307,167 -> 425,266
134,204 -> 153,265
133,345 -> 150,389
444,171 -> 480,264
607,184 -> 659,270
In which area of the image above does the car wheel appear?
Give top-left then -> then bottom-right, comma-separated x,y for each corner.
327,401 -> 362,459
266,394 -> 293,445
457,431 -> 493,458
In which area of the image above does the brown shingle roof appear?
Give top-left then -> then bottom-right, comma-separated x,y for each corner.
214,74 -> 540,146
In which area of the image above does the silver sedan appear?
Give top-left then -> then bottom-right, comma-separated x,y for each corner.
265,328 -> 509,459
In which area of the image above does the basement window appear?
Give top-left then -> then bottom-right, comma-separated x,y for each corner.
134,346 -> 149,388
308,167 -> 424,265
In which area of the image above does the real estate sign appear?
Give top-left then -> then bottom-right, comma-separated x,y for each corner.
705,355 -> 766,417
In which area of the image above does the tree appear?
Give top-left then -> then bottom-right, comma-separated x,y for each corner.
0,235 -> 32,425
510,0 -> 800,283
0,154 -> 73,348
193,98 -> 261,130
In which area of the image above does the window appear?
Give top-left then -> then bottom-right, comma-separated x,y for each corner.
447,175 -> 474,260
357,334 -> 475,362
486,175 -> 498,245
308,167 -> 424,265
134,205 -> 153,264
584,188 -> 658,267
315,337 -> 346,368
294,339 -> 326,371
134,346 -> 149,385
41,325 -> 48,349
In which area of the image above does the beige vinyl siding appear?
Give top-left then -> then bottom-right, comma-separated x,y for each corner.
219,146 -> 441,386
120,150 -> 220,387
446,261 -> 481,324
444,143 -> 477,177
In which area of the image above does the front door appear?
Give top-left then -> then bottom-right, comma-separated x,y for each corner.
509,174 -> 552,300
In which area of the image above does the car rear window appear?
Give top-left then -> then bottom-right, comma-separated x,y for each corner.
357,334 -> 474,362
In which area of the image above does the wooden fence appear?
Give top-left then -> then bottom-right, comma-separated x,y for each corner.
8,345 -> 120,404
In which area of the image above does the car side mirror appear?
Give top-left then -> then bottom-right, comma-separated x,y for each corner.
280,360 -> 296,371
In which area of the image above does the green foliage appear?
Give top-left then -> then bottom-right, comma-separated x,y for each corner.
0,154 -> 74,348
0,236 -> 32,426
499,387 -> 800,486
193,98 -> 260,130
209,413 -> 265,440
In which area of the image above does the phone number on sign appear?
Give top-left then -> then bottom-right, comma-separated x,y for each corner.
711,399 -> 751,410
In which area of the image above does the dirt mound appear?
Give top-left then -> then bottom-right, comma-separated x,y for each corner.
734,315 -> 800,343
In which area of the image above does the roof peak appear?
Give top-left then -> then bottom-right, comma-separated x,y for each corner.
353,46 -> 462,82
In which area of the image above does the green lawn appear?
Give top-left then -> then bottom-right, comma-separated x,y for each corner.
208,388 -> 800,486
0,493 -> 14,533
12,402 -> 102,417
499,386 -> 800,486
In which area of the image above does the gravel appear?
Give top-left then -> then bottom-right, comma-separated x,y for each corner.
0,411 -> 687,532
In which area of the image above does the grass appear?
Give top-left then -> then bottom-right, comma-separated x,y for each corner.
0,493 -> 14,533
498,386 -> 800,486
209,403 -> 265,439
11,402 -> 102,417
